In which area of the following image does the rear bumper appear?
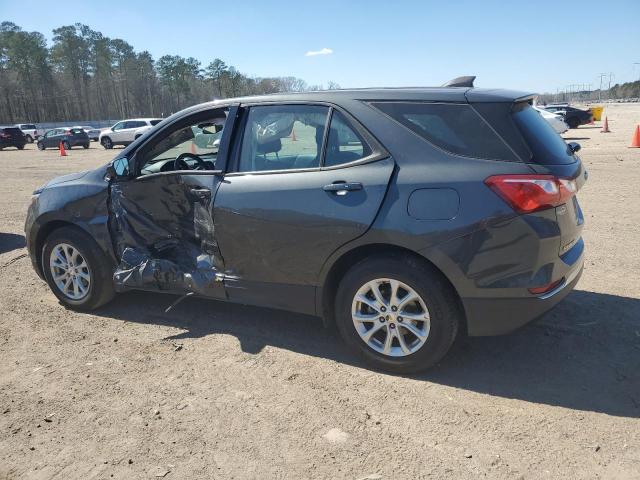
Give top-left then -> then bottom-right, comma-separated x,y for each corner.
463,260 -> 583,336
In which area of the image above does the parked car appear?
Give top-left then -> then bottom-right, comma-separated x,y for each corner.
0,126 -> 27,150
72,125 -> 101,142
542,104 -> 593,129
99,118 -> 162,149
25,80 -> 586,373
533,106 -> 569,134
16,123 -> 44,143
37,127 -> 90,150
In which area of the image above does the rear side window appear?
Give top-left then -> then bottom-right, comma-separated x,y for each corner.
512,102 -> 575,165
324,111 -> 371,167
372,102 -> 517,161
70,128 -> 84,135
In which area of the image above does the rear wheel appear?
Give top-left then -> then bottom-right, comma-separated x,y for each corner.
42,227 -> 115,311
101,137 -> 113,149
17,144 -> 24,150
568,117 -> 580,129
83,143 -> 89,149
62,140 -> 71,150
335,254 -> 460,373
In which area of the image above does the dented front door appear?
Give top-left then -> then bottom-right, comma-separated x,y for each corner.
109,172 -> 226,298
107,105 -> 238,299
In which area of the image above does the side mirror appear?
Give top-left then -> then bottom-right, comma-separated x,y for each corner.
568,142 -> 581,154
106,157 -> 132,181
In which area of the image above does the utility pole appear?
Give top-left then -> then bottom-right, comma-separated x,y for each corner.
597,73 -> 607,101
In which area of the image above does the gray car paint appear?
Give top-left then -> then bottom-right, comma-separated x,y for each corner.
25,87 -> 585,337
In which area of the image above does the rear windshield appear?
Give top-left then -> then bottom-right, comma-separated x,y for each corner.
512,102 -> 575,165
2,127 -> 23,135
372,102 -> 517,161
21,124 -> 37,130
150,120 -> 162,126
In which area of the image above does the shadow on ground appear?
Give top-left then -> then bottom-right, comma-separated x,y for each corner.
0,232 -> 26,255
93,288 -> 640,418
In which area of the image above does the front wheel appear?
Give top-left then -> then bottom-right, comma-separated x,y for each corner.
42,227 -> 115,311
335,254 -> 460,373
62,140 -> 71,150
83,144 -> 89,149
101,137 -> 113,149
568,117 -> 580,129
37,142 -> 45,150
25,135 -> 33,143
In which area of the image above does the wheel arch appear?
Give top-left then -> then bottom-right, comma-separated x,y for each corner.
318,242 -> 466,332
34,220 -> 98,278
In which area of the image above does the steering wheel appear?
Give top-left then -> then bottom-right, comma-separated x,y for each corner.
174,152 -> 207,171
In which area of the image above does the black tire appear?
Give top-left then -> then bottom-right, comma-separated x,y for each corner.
62,140 -> 71,150
26,135 -> 33,143
17,144 -> 25,150
42,226 -> 115,311
83,143 -> 89,149
335,254 -> 460,374
568,117 -> 580,129
37,142 -> 45,150
101,137 -> 113,149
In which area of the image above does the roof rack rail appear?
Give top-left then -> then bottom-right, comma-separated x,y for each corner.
442,76 -> 476,88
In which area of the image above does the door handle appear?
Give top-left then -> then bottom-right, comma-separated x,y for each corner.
323,182 -> 363,194
190,187 -> 211,199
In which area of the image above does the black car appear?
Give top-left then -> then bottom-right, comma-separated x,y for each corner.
0,127 -> 27,150
543,105 -> 593,129
25,79 -> 586,373
37,127 -> 90,150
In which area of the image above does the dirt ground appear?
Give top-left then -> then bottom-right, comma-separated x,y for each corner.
0,105 -> 639,480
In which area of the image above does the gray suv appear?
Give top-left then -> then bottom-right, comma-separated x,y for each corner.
25,79 -> 586,372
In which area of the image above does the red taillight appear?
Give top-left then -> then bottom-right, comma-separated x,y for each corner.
484,174 -> 577,214
65,130 -> 71,135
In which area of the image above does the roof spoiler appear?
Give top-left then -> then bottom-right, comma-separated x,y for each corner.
442,76 -> 476,88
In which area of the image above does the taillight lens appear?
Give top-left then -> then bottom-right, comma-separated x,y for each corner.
485,174 -> 577,214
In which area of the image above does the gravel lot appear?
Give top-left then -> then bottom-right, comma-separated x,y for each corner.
1,105 -> 639,479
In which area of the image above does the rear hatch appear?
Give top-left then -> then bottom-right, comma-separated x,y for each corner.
511,102 -> 585,258
1,127 -> 26,142
69,127 -> 89,140
473,99 -> 585,260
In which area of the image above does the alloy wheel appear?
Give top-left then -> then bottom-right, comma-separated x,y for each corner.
351,278 -> 431,357
49,243 -> 91,300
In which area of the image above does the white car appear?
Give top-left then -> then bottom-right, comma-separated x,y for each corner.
16,123 -> 44,143
533,106 -> 568,134
99,118 -> 162,149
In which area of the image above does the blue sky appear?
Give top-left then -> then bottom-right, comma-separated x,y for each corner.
2,0 -> 639,92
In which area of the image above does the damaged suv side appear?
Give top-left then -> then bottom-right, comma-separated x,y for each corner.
26,84 -> 586,373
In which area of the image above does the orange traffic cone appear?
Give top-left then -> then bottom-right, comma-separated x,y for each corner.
59,141 -> 67,157
290,129 -> 297,142
601,116 -> 610,133
630,125 -> 640,148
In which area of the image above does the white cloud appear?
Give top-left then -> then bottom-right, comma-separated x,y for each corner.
305,48 -> 333,57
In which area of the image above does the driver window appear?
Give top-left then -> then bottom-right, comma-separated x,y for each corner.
138,108 -> 228,176
112,122 -> 125,131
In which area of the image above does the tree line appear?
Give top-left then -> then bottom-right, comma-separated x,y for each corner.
0,22 -> 337,124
